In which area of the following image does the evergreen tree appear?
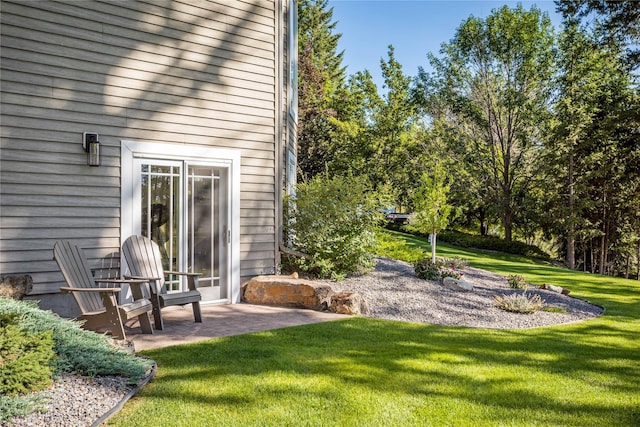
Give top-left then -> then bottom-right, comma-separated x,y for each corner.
297,0 -> 346,180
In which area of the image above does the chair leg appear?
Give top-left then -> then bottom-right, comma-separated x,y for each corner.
192,301 -> 202,323
137,312 -> 154,335
151,296 -> 164,330
101,294 -> 127,340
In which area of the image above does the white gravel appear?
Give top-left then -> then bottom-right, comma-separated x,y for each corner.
330,257 -> 604,329
6,258 -> 604,426
4,375 -> 133,427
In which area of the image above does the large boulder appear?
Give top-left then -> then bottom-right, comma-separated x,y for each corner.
242,273 -> 334,311
329,292 -> 369,315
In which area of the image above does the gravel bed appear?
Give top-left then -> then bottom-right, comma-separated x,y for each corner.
7,258 -> 603,426
331,257 -> 604,329
5,375 -> 133,427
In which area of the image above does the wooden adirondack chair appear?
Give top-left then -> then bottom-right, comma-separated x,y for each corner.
53,240 -> 154,340
122,235 -> 202,330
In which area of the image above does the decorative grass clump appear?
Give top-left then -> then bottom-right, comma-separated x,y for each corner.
493,292 -> 544,313
507,274 -> 528,289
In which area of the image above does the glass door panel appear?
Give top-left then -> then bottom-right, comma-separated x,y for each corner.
139,162 -> 182,292
187,165 -> 227,301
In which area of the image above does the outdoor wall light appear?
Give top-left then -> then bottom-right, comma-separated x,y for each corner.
82,132 -> 100,166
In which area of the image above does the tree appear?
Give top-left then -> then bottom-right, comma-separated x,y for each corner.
409,162 -> 454,263
414,5 -> 555,241
548,9 -> 640,274
370,45 -> 421,209
555,0 -> 640,70
297,0 -> 346,180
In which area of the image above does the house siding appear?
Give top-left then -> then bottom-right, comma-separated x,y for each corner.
0,0 -> 293,297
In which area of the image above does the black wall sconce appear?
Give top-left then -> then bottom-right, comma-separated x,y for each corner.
82,132 -> 100,166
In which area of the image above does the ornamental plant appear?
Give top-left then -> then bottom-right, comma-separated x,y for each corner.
283,173 -> 389,280
507,274 -> 528,289
493,292 -> 544,314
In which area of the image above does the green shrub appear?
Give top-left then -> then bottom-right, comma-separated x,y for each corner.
0,298 -> 154,424
284,174 -> 388,280
414,259 -> 442,281
439,268 -> 462,280
0,298 -> 152,380
0,313 -> 55,396
507,274 -> 528,289
493,292 -> 544,313
0,394 -> 47,424
414,257 -> 465,281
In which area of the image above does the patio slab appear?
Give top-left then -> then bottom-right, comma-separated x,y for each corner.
127,303 -> 348,351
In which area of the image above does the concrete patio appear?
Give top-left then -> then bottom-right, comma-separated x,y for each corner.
127,303 -> 349,351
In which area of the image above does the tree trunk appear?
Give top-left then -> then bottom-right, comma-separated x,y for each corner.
624,254 -> 630,279
599,193 -> 607,275
637,240 -> 640,281
503,211 -> 513,242
590,238 -> 595,274
599,234 -> 606,275
431,233 -> 437,263
567,152 -> 576,269
479,209 -> 487,236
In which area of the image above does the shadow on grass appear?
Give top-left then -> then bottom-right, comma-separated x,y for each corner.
115,232 -> 640,426
131,315 -> 640,426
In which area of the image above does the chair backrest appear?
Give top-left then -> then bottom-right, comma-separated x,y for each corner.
53,240 -> 104,314
122,235 -> 167,294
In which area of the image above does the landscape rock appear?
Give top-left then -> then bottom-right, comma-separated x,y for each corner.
242,273 -> 334,310
540,284 -> 570,295
442,276 -> 474,292
0,274 -> 33,299
329,292 -> 369,315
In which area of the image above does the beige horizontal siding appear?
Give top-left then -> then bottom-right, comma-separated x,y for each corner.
0,0 -> 284,294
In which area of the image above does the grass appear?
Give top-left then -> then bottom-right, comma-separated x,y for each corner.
107,230 -> 640,426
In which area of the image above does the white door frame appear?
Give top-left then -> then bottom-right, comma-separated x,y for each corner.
121,140 -> 241,303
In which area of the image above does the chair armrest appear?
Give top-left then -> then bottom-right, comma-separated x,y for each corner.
165,271 -> 202,277
94,278 -> 148,285
124,275 -> 162,281
164,271 -> 200,291
60,287 -> 121,294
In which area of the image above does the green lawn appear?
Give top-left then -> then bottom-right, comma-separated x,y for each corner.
108,232 -> 640,426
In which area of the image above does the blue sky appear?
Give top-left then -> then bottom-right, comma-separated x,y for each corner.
328,0 -> 564,88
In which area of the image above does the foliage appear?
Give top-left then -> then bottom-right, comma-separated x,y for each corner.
507,274 -> 528,290
407,162 -> 455,263
414,257 -> 465,281
0,313 -> 55,396
0,298 -> 152,380
0,393 -> 46,424
556,0 -> 640,69
493,292 -> 545,314
415,5 -> 555,241
373,230 -> 426,263
297,0 -> 346,180
284,173 -> 387,279
0,298 -> 153,423
435,230 -> 551,260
